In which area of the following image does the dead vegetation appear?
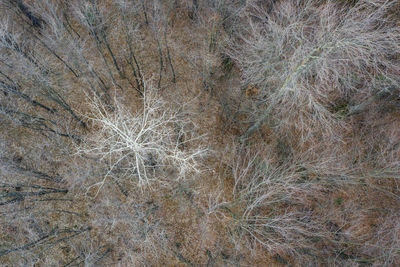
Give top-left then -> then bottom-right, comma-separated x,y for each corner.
1,0 -> 400,266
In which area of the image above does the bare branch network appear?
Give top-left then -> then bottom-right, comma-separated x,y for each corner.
77,84 -> 207,189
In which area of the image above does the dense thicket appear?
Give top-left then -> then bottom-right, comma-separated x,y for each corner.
1,0 -> 400,266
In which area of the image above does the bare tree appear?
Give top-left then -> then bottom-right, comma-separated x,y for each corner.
77,82 -> 207,189
231,0 -> 400,142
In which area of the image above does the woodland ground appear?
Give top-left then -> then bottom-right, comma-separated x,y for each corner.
0,0 -> 400,266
